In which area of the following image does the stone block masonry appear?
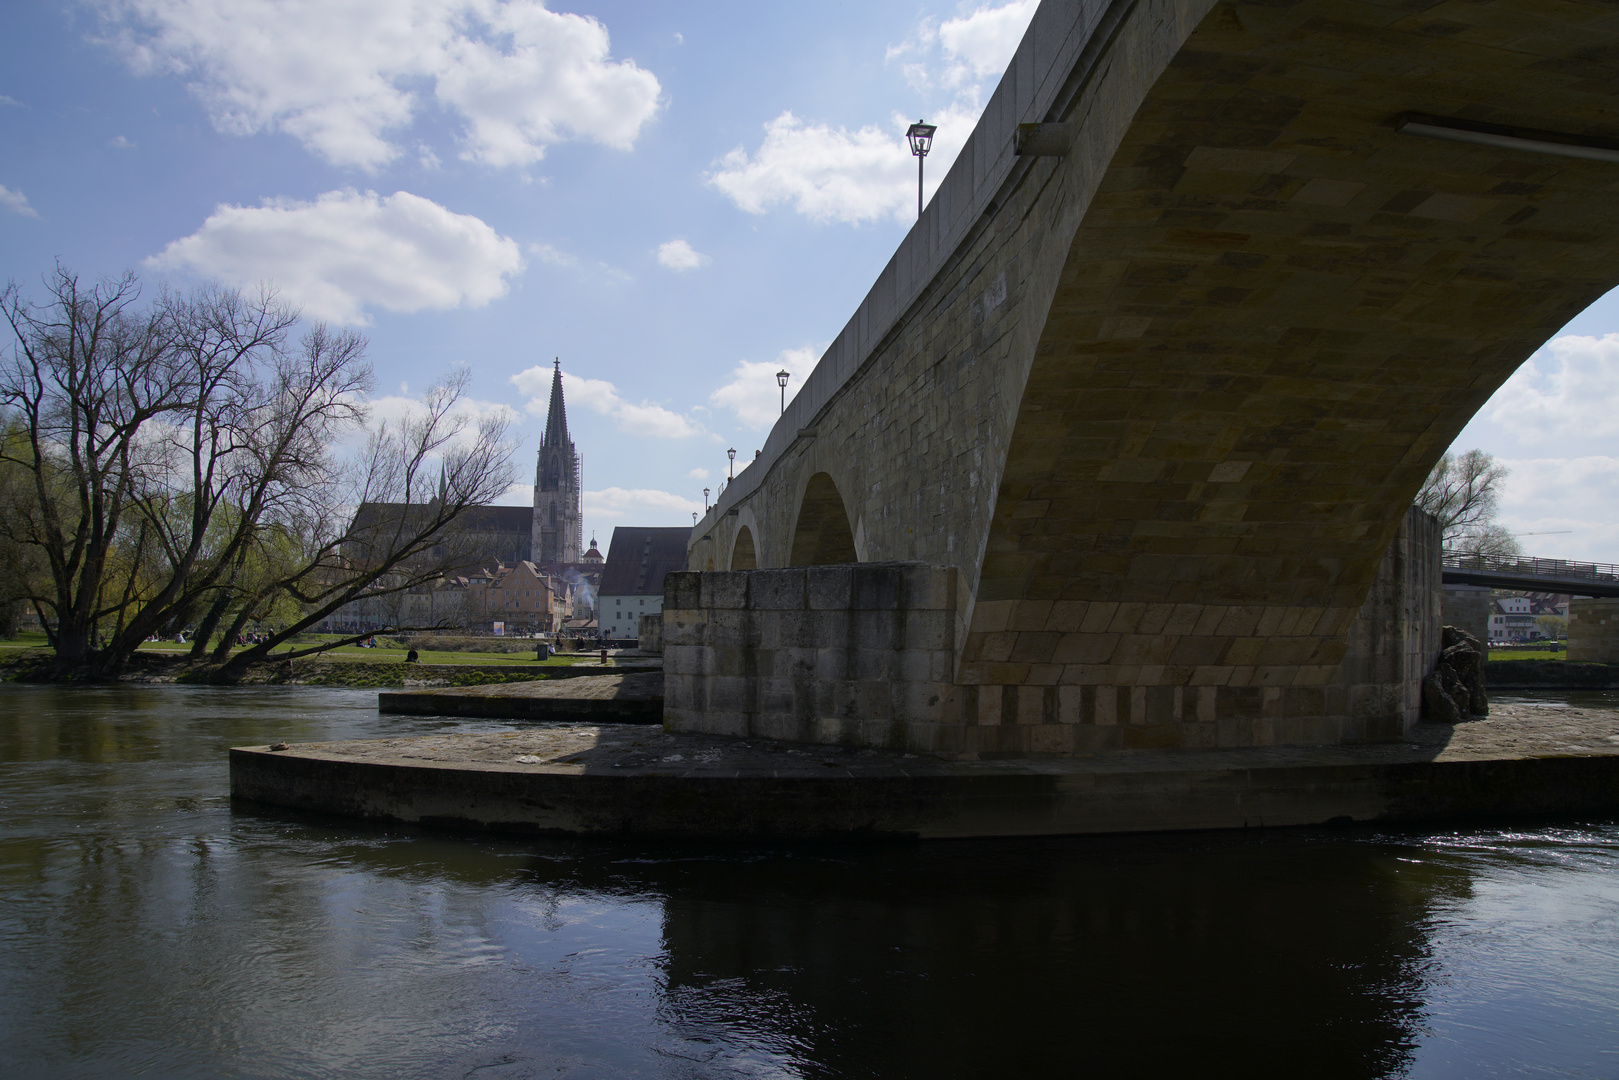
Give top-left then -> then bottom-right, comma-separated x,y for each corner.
666,508 -> 1442,757
1569,599 -> 1619,664
664,564 -> 967,753
1442,586 -> 1493,655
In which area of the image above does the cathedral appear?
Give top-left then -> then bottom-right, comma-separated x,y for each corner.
531,359 -> 583,563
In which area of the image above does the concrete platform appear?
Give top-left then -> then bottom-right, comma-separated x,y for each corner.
230,700 -> 1619,840
378,671 -> 663,723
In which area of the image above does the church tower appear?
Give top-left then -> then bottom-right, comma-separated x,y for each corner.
532,360 -> 582,564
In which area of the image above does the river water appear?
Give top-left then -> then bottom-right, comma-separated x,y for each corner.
1,684 -> 1616,1079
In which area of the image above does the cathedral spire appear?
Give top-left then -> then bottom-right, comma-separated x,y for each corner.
542,357 -> 569,448
532,357 -> 582,565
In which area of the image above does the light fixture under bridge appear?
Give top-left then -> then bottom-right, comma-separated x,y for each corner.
1394,112 -> 1619,163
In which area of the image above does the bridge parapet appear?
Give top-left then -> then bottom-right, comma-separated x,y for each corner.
694,0 -> 1146,571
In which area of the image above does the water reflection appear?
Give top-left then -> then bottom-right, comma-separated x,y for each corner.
1,685 -> 1616,1079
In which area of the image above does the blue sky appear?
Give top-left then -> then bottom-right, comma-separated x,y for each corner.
1,0 -> 1614,561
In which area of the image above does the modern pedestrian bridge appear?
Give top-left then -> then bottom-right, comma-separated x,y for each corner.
1442,552 -> 1619,598
678,0 -> 1619,758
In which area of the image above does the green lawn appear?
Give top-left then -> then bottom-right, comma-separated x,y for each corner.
1487,649 -> 1566,662
1,631 -> 590,667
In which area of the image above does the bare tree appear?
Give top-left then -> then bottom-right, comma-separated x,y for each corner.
1,266 -> 514,678
1415,449 -> 1521,556
211,367 -> 515,677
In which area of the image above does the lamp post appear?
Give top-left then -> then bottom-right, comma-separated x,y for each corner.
906,120 -> 937,219
776,369 -> 790,415
703,487 -> 710,510
692,511 -> 698,525
728,447 -> 736,478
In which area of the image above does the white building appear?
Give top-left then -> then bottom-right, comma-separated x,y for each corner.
598,526 -> 691,640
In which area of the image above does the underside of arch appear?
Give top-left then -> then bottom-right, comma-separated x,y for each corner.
964,0 -> 1619,692
731,525 -> 758,570
789,473 -> 858,566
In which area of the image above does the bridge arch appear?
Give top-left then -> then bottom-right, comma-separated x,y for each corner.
788,472 -> 858,566
960,0 -> 1619,699
680,0 -> 1619,753
730,525 -> 758,570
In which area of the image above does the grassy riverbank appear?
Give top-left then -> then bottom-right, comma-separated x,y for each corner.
0,632 -> 641,688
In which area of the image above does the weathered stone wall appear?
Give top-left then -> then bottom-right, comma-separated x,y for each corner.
1441,586 -> 1493,653
667,509 -> 1440,755
663,564 -> 967,753
1568,599 -> 1619,663
1334,507 -> 1443,737
638,614 -> 663,655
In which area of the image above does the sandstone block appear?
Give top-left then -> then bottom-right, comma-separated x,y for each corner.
903,610 -> 953,651
902,565 -> 958,611
852,565 -> 903,610
751,569 -> 807,611
700,572 -> 749,611
806,565 -> 854,611
664,571 -> 701,610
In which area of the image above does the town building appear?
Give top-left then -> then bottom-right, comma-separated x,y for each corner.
599,527 -> 692,640
1487,592 -> 1571,643
483,560 -> 562,635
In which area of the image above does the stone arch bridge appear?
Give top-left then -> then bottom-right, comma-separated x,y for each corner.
673,0 -> 1619,757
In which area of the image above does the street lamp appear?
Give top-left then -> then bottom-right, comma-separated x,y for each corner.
776,369 -> 790,415
692,511 -> 698,525
704,487 -> 710,509
906,120 -> 937,219
728,447 -> 736,478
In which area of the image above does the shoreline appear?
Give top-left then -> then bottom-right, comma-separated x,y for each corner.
0,650 -> 650,689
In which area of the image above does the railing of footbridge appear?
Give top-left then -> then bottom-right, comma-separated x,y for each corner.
1441,550 -> 1619,588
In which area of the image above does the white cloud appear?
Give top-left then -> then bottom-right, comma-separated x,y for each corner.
686,467 -> 709,480
705,102 -> 979,225
528,241 -> 578,266
0,184 -> 40,218
511,366 -> 704,439
1485,333 -> 1619,445
656,238 -> 708,271
110,135 -> 136,148
586,486 -> 702,524
0,95 -> 21,108
101,0 -> 662,170
711,1 -> 1035,225
340,390 -> 519,464
709,346 -> 818,430
1494,456 -> 1619,561
495,481 -> 534,506
939,1 -> 1037,86
147,188 -> 523,324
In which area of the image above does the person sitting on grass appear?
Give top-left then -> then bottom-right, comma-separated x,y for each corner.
406,648 -> 420,664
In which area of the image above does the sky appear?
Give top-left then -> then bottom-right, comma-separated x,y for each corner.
0,0 -> 1613,562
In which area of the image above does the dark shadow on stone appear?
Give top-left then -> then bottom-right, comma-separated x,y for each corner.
788,473 -> 857,566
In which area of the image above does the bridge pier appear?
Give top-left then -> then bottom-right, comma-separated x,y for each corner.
1569,600 -> 1619,663
666,509 -> 1441,756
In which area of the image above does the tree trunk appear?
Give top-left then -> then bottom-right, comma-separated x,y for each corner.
189,591 -> 235,660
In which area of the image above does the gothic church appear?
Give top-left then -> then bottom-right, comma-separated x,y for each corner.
532,359 -> 582,564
